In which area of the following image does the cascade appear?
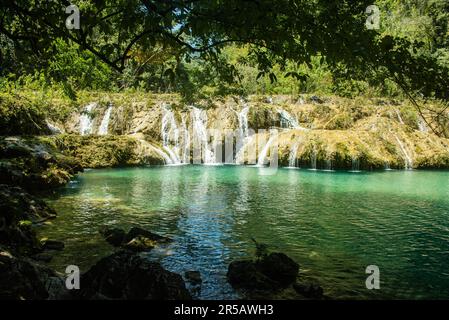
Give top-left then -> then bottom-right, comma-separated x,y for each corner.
98,104 -> 113,135
418,117 -> 428,132
161,105 -> 181,164
394,135 -> 413,170
79,103 -> 96,135
191,107 -> 215,164
256,135 -> 276,166
46,121 -> 63,134
237,103 -> 250,140
309,150 -> 317,170
324,159 -> 333,171
395,109 -> 405,125
350,157 -> 361,172
277,108 -> 300,129
137,138 -> 172,165
288,140 -> 301,168
181,113 -> 190,164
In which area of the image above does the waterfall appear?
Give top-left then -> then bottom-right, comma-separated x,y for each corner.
79,103 -> 96,135
309,150 -> 317,170
324,159 -> 333,171
257,135 -> 276,166
288,140 -> 301,168
237,103 -> 250,140
98,104 -> 112,135
395,109 -> 404,125
181,113 -> 190,164
277,108 -> 300,129
394,135 -> 413,170
385,162 -> 392,171
191,107 -> 215,164
350,157 -> 361,172
161,105 -> 181,164
418,117 -> 428,132
46,121 -> 63,135
137,139 -> 172,165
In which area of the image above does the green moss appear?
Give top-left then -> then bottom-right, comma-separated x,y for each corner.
54,134 -> 163,168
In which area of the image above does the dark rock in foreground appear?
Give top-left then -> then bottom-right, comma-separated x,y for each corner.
184,271 -> 202,286
99,227 -> 125,247
256,252 -> 299,285
226,251 -> 327,299
0,246 -> 67,300
79,251 -> 191,300
293,283 -> 324,299
228,252 -> 299,291
228,260 -> 279,291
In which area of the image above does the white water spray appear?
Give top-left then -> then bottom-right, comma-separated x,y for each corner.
79,103 -> 96,135
98,104 -> 113,135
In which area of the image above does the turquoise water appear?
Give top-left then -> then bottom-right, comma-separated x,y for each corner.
41,166 -> 449,299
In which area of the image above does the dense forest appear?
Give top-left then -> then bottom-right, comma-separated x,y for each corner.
1,0 -> 448,99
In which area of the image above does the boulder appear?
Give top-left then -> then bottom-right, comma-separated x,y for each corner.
227,260 -> 279,291
184,271 -> 202,286
0,246 -> 66,300
123,227 -> 172,244
227,252 -> 300,293
79,251 -> 191,300
256,252 -> 299,285
99,227 -> 125,247
123,236 -> 156,252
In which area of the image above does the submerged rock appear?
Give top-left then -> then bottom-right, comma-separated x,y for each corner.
293,283 -> 324,299
123,227 -> 172,244
79,250 -> 191,300
100,226 -> 171,252
123,236 -> 156,252
41,239 -> 65,251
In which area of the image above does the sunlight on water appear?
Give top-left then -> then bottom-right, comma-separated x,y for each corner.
42,166 -> 449,299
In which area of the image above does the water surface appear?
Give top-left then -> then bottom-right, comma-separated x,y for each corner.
41,166 -> 449,299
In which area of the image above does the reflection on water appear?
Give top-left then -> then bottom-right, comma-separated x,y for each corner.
42,166 -> 449,299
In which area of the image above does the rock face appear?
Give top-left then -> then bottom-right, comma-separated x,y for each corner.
79,251 -> 191,300
227,252 -> 300,292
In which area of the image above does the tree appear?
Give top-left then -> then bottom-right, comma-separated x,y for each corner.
1,1 -> 448,110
